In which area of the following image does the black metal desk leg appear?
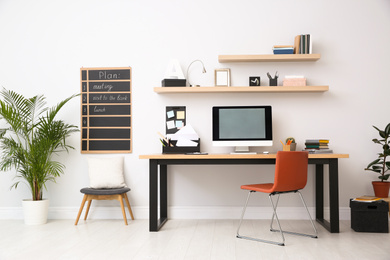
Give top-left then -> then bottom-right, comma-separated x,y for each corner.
149,160 -> 158,231
160,164 -> 168,222
329,159 -> 339,233
315,164 -> 324,220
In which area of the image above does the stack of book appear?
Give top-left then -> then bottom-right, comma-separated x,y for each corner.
294,34 -> 311,54
273,45 -> 294,54
304,139 -> 333,153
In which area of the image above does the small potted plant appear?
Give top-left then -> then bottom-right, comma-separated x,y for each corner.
285,137 -> 296,151
0,88 -> 79,224
365,123 -> 390,198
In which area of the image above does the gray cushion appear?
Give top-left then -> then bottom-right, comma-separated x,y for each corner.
80,187 -> 130,195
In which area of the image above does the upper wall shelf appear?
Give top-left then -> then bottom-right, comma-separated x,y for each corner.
154,86 -> 328,94
218,54 -> 321,63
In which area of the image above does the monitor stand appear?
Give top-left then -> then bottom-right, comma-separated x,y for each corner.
230,146 -> 257,155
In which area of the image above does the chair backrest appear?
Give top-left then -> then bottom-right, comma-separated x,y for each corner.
272,151 -> 309,192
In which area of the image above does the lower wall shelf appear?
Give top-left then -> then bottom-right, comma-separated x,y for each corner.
154,86 -> 329,93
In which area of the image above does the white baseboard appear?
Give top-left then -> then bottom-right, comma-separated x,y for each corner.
0,206 -> 351,220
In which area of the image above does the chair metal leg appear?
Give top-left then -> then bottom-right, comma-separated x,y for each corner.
298,191 -> 318,238
236,190 -> 318,246
269,191 -> 318,239
236,191 -> 252,237
268,194 -> 285,245
269,194 -> 281,232
236,191 -> 285,246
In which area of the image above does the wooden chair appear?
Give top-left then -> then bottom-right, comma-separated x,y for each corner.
74,187 -> 134,225
236,151 -> 318,246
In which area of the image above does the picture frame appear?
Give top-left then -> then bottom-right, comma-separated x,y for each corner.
214,68 -> 231,86
249,76 -> 261,86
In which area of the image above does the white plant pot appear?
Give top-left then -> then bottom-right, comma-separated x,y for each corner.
22,199 -> 49,225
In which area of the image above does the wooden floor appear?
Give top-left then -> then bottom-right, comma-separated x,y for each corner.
0,219 -> 389,259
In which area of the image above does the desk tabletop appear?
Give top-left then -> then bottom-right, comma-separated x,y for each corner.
139,153 -> 349,160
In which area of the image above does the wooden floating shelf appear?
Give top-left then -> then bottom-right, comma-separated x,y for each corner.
218,54 -> 321,63
154,86 -> 329,94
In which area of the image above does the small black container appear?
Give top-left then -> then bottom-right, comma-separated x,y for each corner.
350,199 -> 389,233
162,139 -> 200,154
161,79 -> 186,87
269,78 -> 278,86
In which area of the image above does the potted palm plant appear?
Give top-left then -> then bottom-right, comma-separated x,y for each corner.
365,123 -> 390,198
0,88 -> 79,224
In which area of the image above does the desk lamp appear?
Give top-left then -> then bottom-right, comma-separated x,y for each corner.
186,60 -> 207,87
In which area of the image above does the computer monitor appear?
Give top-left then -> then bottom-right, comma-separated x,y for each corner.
212,106 -> 273,153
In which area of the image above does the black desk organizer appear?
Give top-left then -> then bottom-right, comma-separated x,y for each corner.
162,139 -> 200,154
350,199 -> 389,233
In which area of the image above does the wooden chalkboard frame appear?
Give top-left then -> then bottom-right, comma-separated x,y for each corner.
80,67 -> 132,153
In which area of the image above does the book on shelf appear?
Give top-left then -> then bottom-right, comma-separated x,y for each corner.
273,46 -> 294,54
294,34 -> 311,54
294,35 -> 300,54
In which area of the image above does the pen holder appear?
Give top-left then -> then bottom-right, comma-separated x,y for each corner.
269,78 -> 278,86
282,143 -> 296,151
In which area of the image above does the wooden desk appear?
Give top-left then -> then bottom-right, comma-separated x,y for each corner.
139,153 -> 349,233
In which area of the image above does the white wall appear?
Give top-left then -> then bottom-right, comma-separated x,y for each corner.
0,0 -> 389,219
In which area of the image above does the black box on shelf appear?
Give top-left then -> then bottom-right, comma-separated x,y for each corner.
161,79 -> 186,87
162,139 -> 200,154
350,199 -> 389,233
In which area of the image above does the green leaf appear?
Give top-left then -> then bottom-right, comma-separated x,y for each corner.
386,161 -> 390,169
366,158 -> 381,168
385,123 -> 390,136
373,125 -> 381,132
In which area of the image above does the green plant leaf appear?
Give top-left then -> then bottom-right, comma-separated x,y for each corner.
366,159 -> 381,168
386,161 -> 390,169
373,125 -> 381,132
385,123 -> 390,136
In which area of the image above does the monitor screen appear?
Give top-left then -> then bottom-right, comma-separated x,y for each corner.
212,106 -> 272,153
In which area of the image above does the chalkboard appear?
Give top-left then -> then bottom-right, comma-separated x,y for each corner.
89,129 -> 131,139
80,67 -> 132,153
89,117 -> 130,127
88,93 -> 131,103
89,81 -> 130,92
88,69 -> 131,81
89,105 -> 130,116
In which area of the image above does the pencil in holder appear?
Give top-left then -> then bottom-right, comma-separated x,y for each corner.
282,143 -> 296,151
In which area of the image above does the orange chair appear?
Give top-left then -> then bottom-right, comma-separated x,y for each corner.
236,151 -> 318,246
